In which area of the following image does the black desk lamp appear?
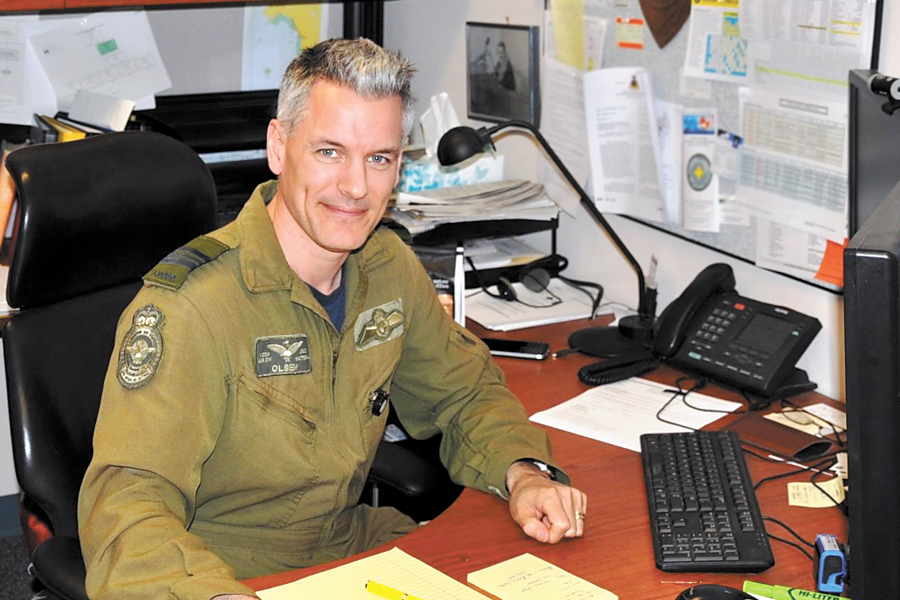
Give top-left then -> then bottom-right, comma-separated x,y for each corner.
437,121 -> 657,357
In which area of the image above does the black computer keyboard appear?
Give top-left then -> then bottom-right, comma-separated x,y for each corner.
640,431 -> 775,572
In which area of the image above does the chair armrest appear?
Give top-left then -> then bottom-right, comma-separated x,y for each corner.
369,439 -> 448,497
31,536 -> 88,600
367,437 -> 463,522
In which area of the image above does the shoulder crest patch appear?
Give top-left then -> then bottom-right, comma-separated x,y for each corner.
144,236 -> 229,290
117,305 -> 165,389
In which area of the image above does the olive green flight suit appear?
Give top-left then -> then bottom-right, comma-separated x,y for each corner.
78,181 -> 565,600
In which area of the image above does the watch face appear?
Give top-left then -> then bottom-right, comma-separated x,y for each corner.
530,460 -> 554,479
687,153 -> 713,191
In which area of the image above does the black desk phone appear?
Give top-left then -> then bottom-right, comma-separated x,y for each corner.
582,263 -> 822,397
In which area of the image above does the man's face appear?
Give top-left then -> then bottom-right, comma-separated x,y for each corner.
266,80 -> 404,256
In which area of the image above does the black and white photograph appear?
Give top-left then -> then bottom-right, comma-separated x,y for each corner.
465,22 -> 539,125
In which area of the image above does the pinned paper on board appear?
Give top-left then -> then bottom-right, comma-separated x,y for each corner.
29,11 -> 172,111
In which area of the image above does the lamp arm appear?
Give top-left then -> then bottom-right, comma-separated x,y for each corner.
487,120 -> 649,316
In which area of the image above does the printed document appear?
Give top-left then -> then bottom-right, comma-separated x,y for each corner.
466,278 -> 595,332
754,219 -> 832,285
539,57 -> 590,217
29,11 -> 172,111
683,0 -> 748,84
530,378 -> 741,452
742,0 -> 875,98
583,67 -> 665,223
736,87 -> 848,242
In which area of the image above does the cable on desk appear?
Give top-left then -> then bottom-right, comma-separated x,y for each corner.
779,397 -> 847,448
654,376 -> 752,431
810,465 -> 848,516
752,457 -> 836,491
765,532 -> 816,563
764,516 -> 816,549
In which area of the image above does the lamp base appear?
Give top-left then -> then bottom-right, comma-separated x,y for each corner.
568,316 -> 655,358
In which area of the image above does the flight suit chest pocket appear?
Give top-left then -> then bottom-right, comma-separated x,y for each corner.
234,374 -> 317,442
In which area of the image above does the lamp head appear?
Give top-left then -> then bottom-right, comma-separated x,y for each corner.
437,126 -> 493,166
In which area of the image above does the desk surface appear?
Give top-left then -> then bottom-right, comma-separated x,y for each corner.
246,318 -> 847,598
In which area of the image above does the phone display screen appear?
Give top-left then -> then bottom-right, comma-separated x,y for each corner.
734,313 -> 797,353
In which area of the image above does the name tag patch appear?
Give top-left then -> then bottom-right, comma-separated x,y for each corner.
255,334 -> 311,377
354,299 -> 404,350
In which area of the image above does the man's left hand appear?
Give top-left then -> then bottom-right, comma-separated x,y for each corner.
505,461 -> 588,544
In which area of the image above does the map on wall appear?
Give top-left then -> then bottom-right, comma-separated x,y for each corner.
242,4 -> 329,91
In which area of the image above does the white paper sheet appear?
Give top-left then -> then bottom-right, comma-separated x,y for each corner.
742,0 -> 875,98
29,11 -> 172,111
0,20 -> 29,125
465,278 -> 595,332
755,219 -> 828,282
539,57 -> 590,217
0,16 -> 57,126
736,87 -> 848,242
530,378 -> 742,452
583,67 -> 665,223
655,100 -> 683,225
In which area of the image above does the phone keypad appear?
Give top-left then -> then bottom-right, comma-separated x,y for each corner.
687,300 -> 767,383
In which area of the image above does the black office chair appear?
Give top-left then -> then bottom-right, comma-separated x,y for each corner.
3,131 -> 218,600
3,132 -> 459,600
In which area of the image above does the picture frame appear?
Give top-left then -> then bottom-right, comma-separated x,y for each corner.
465,22 -> 540,125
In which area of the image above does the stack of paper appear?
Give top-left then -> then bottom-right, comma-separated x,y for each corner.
389,180 -> 559,235
465,278 -> 595,331
463,237 -> 547,271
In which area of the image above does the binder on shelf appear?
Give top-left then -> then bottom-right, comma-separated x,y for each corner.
31,115 -> 58,144
38,115 -> 87,143
54,114 -> 111,135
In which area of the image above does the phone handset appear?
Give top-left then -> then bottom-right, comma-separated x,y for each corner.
577,263 -> 736,386
652,263 -> 736,358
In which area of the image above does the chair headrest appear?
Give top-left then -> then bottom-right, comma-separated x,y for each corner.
5,131 -> 218,309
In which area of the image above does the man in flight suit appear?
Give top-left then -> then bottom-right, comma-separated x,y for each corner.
78,38 -> 588,600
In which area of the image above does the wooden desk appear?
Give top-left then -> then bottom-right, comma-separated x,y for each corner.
247,318 -> 847,599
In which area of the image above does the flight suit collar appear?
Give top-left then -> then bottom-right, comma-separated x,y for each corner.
236,181 -> 396,317
237,181 -> 294,293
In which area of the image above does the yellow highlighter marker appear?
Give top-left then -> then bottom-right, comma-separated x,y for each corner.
365,580 -> 426,600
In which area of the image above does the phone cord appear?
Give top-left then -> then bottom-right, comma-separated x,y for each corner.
577,350 -> 661,386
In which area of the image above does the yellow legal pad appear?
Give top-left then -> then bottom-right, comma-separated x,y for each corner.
257,547 -> 489,600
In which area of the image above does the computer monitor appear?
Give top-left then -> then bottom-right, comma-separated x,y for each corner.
848,69 -> 900,236
843,182 -> 900,598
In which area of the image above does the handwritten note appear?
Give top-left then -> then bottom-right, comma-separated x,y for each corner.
467,554 -> 617,600
788,477 -> 846,508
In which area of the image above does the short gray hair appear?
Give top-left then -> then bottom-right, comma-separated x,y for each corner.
277,38 -> 416,142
